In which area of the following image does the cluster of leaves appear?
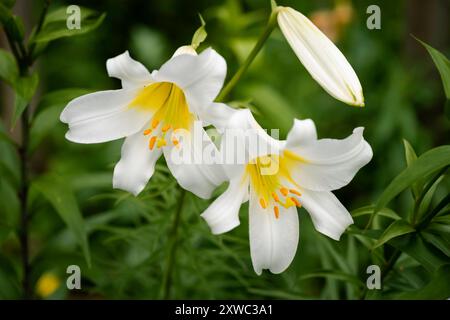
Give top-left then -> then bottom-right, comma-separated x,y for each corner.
0,0 -> 449,300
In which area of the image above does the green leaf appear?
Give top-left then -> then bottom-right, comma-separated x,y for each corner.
419,175 -> 444,218
351,205 -> 401,220
421,231 -> 450,257
32,175 -> 91,267
32,7 -> 106,43
0,3 -> 24,41
373,219 -> 415,249
390,233 -> 448,272
403,139 -> 422,199
11,73 -> 39,128
394,264 -> 450,299
191,14 -> 207,50
299,270 -> 364,288
375,145 -> 450,213
416,37 -> 450,99
0,48 -> 18,85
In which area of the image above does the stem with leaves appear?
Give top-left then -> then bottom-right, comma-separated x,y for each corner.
216,8 -> 279,102
4,0 -> 51,300
160,189 -> 187,299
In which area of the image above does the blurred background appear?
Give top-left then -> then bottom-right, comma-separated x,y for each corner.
0,0 -> 449,299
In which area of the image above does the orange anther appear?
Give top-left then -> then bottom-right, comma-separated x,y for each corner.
280,187 -> 289,196
143,129 -> 152,136
162,124 -> 171,132
274,206 -> 280,219
149,136 -> 157,150
151,119 -> 160,129
290,189 -> 302,196
272,192 -> 279,202
291,197 -> 301,207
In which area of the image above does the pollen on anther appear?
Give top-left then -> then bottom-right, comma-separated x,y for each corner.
259,198 -> 267,209
149,136 -> 157,150
291,197 -> 301,207
280,187 -> 289,196
290,189 -> 302,196
151,119 -> 160,129
143,129 -> 152,136
162,124 -> 171,132
274,206 -> 280,219
272,192 -> 279,202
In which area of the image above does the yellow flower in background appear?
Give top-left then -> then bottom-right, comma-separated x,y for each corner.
36,273 -> 61,298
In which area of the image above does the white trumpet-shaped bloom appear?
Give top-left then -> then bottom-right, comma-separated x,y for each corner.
277,6 -> 364,106
60,47 -> 228,198
201,107 -> 372,274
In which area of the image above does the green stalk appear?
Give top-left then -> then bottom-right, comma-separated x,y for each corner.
216,9 -> 279,102
160,189 -> 187,299
5,1 -> 51,299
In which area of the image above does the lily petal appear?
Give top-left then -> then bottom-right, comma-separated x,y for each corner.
198,102 -> 238,129
172,45 -> 197,57
113,128 -> 162,196
106,51 -> 152,89
277,7 -> 364,106
153,48 -> 226,115
287,127 -> 372,192
163,127 -> 227,199
201,176 -> 248,234
285,118 -> 318,145
61,89 -> 152,143
299,189 -> 353,240
249,192 -> 299,275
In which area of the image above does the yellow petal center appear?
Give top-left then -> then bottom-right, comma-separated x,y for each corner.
246,152 -> 305,219
128,82 -> 194,150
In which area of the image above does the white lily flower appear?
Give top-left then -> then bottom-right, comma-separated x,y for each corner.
201,107 -> 372,274
277,6 -> 364,106
60,47 -> 228,198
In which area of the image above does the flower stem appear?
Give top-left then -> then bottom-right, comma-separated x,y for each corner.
216,9 -> 279,102
160,189 -> 187,299
19,105 -> 31,299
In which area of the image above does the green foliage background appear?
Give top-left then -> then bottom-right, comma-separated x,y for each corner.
0,0 -> 449,299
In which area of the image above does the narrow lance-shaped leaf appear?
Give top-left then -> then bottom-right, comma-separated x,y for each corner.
402,139 -> 422,199
372,219 -> 415,249
374,145 -> 450,213
0,48 -> 18,86
32,175 -> 91,267
394,264 -> 450,299
12,73 -> 39,128
31,6 -> 106,43
416,37 -> 450,99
